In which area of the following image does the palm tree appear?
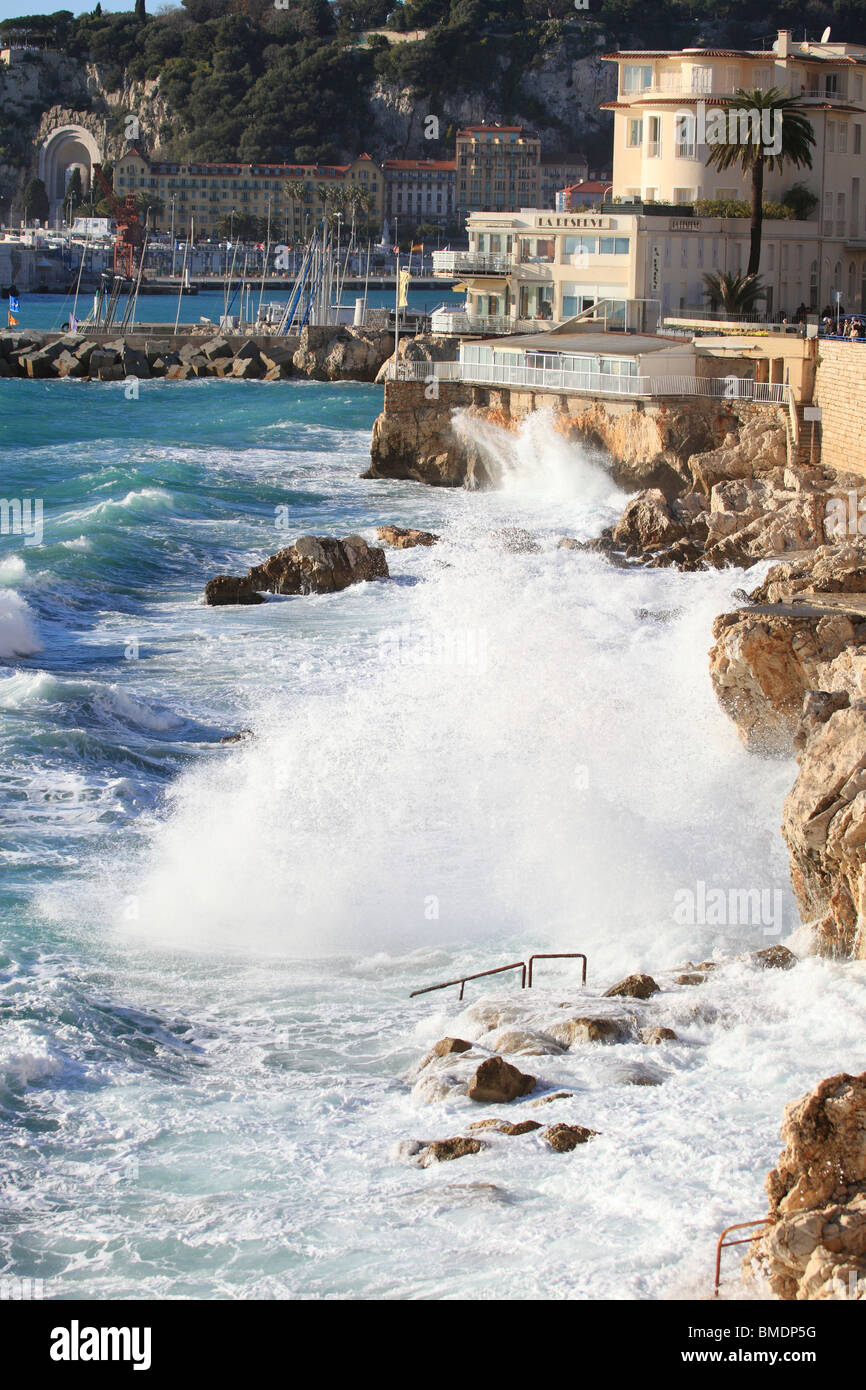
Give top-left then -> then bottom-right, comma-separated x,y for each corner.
704,88 -> 814,277
703,270 -> 766,316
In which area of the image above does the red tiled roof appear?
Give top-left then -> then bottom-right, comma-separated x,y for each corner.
382,159 -> 455,171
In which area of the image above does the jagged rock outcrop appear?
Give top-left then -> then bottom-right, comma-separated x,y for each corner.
366,384 -> 495,488
292,325 -> 394,382
205,534 -> 388,605
374,333 -> 460,384
376,525 -> 439,549
610,461 -> 842,572
783,695 -> 866,958
709,608 -> 866,753
466,1056 -> 536,1104
749,1072 -> 866,1298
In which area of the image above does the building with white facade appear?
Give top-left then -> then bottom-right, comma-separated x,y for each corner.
434,29 -> 866,325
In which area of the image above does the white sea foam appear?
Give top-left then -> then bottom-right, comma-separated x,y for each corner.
0,554 -> 27,585
18,408 -> 861,1303
0,590 -> 41,657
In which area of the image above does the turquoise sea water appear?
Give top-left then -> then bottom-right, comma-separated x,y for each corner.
1,376 -> 863,1300
10,287 -> 462,334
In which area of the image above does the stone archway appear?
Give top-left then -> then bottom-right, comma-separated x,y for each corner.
38,125 -> 102,226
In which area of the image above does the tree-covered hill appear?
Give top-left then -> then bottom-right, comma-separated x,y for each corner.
3,0 -> 866,167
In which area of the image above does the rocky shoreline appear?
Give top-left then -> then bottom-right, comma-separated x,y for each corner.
0,324 -> 396,383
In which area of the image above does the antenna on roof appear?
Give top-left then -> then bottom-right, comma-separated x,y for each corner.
821,26 -> 831,42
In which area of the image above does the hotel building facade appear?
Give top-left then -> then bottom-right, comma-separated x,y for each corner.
434,30 -> 866,328
113,150 -> 385,241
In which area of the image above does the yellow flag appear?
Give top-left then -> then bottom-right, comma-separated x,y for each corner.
398,268 -> 410,308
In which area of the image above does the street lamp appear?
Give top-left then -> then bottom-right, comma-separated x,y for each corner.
170,194 -> 176,277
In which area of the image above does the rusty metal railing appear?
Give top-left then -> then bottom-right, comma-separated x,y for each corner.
409,961 -> 527,1001
527,953 -> 587,988
713,1219 -> 772,1296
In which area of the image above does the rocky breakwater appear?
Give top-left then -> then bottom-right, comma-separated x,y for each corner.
748,1071 -> 866,1299
0,324 -> 395,384
709,544 -> 866,959
204,534 -> 389,606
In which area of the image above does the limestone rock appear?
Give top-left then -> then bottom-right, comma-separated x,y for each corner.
484,1027 -> 564,1056
753,945 -> 798,970
750,1072 -> 866,1298
782,701 -> 866,957
415,1037 -> 473,1073
376,525 -> 439,549
603,973 -> 660,1000
293,325 -> 394,382
708,609 -> 866,753
204,576 -> 266,607
612,488 -> 686,554
246,534 -> 389,597
416,1136 -> 485,1167
546,1016 -> 626,1047
641,1026 -> 678,1044
543,1123 -> 599,1152
467,1118 -> 542,1135
466,1056 -> 536,1104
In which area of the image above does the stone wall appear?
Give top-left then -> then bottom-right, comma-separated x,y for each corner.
813,341 -> 866,475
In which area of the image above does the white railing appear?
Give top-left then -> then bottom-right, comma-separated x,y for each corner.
429,307 -> 549,336
389,357 -> 791,403
432,250 -> 513,276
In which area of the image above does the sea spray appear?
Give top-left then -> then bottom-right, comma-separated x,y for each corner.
3,381 -> 861,1302
106,412 -> 795,972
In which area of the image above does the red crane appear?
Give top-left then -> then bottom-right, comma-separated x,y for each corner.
92,163 -> 144,280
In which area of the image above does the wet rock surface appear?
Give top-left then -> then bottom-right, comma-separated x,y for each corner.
205,534 -> 389,605
750,1072 -> 866,1299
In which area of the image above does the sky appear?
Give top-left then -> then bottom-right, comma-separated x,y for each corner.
0,1 -> 174,20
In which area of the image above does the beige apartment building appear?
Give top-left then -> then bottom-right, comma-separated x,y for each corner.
603,29 -> 866,229
455,125 -> 541,218
113,149 -> 384,240
434,29 -> 866,326
381,158 -> 456,226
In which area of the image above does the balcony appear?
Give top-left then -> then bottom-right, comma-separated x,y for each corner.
429,307 -> 549,336
389,356 -> 791,403
432,250 -> 513,276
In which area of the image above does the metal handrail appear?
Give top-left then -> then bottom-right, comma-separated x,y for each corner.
527,953 -> 587,988
410,961 -> 527,1001
713,1219 -> 772,1296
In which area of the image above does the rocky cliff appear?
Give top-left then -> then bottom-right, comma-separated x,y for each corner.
750,1071 -> 866,1299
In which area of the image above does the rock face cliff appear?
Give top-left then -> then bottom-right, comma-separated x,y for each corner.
750,1072 -> 866,1299
708,544 -> 866,959
367,380 -> 786,496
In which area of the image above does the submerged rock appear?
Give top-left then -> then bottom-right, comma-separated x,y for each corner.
604,973 -> 660,1000
204,576 -> 266,607
467,1118 -> 542,1136
753,945 -> 798,970
467,1056 -> 536,1104
416,1136 -> 486,1167
205,534 -> 389,605
529,1091 -> 574,1107
543,1123 -> 599,1152
546,1016 -> 626,1047
640,1026 -> 678,1045
376,525 -> 439,549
